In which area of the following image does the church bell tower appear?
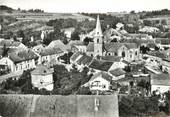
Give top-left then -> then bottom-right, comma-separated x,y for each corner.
94,15 -> 103,57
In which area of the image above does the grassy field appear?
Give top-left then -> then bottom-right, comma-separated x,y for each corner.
0,10 -> 95,22
0,94 -> 118,117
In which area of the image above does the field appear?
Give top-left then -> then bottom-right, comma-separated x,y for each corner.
0,94 -> 118,117
0,94 -> 33,117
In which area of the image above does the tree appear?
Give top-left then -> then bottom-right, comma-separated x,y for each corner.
83,37 -> 92,45
2,44 -> 9,57
71,30 -> 80,40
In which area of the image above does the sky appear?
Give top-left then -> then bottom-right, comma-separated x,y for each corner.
1,0 -> 170,13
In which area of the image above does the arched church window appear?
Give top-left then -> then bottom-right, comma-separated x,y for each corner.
97,39 -> 99,43
135,51 -> 138,55
122,51 -> 125,57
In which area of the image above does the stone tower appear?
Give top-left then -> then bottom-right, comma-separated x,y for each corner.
94,15 -> 103,57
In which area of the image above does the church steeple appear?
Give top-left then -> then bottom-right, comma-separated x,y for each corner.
95,15 -> 103,37
93,15 -> 103,57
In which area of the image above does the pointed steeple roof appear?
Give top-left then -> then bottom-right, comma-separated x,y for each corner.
95,15 -> 103,36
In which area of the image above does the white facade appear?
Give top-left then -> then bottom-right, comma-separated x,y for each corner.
151,85 -> 170,94
111,74 -> 125,81
31,74 -> 53,91
0,57 -> 36,73
84,77 -> 111,91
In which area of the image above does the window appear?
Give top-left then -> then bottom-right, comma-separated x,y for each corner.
135,51 -> 138,55
97,39 -> 99,43
122,51 -> 125,57
130,54 -> 132,58
102,85 -> 106,88
115,52 -> 117,56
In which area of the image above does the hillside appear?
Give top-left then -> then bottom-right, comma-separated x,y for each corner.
0,5 -> 95,22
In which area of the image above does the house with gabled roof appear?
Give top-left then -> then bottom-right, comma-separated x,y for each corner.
0,50 -> 38,72
151,73 -> 170,94
0,39 -> 27,50
38,47 -> 64,66
47,40 -> 69,53
109,68 -> 126,81
88,59 -> 113,73
31,64 -> 54,91
83,72 -> 113,91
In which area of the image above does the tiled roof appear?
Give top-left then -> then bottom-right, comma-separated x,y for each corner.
109,68 -> 126,76
89,59 -> 113,72
48,40 -> 69,51
76,54 -> 93,66
147,50 -> 166,59
39,47 -> 63,56
31,64 -> 54,75
90,72 -> 112,82
9,50 -> 38,63
101,56 -> 121,62
0,94 -> 119,117
151,73 -> 170,86
70,52 -> 83,62
155,38 -> 170,45
146,43 -> 156,48
0,40 -> 21,47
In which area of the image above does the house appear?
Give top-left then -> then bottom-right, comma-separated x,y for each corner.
83,72 -> 113,91
61,27 -> 75,39
85,16 -> 139,62
88,59 -> 113,73
144,50 -> 167,66
0,94 -> 119,117
70,52 -> 93,71
151,73 -> 170,94
162,56 -> 170,73
38,47 -> 64,66
0,50 -> 38,73
109,68 -> 126,81
47,40 -> 69,53
0,39 -> 27,50
31,65 -> 54,91
155,38 -> 170,49
32,44 -> 45,54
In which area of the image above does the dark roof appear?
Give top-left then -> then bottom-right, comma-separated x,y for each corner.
87,42 -> 137,53
9,50 -> 38,63
0,94 -> 119,117
39,47 -> 63,56
147,51 -> 167,59
70,51 -> 83,62
31,65 -> 54,75
155,38 -> 170,45
151,73 -> 170,86
163,56 -> 170,62
76,54 -> 93,66
89,59 -> 113,72
90,72 -> 113,82
101,56 -> 121,62
146,43 -> 156,48
0,40 -> 21,47
104,43 -> 137,52
87,42 -> 94,52
109,68 -> 126,76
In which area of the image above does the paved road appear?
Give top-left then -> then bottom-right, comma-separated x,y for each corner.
0,71 -> 23,83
